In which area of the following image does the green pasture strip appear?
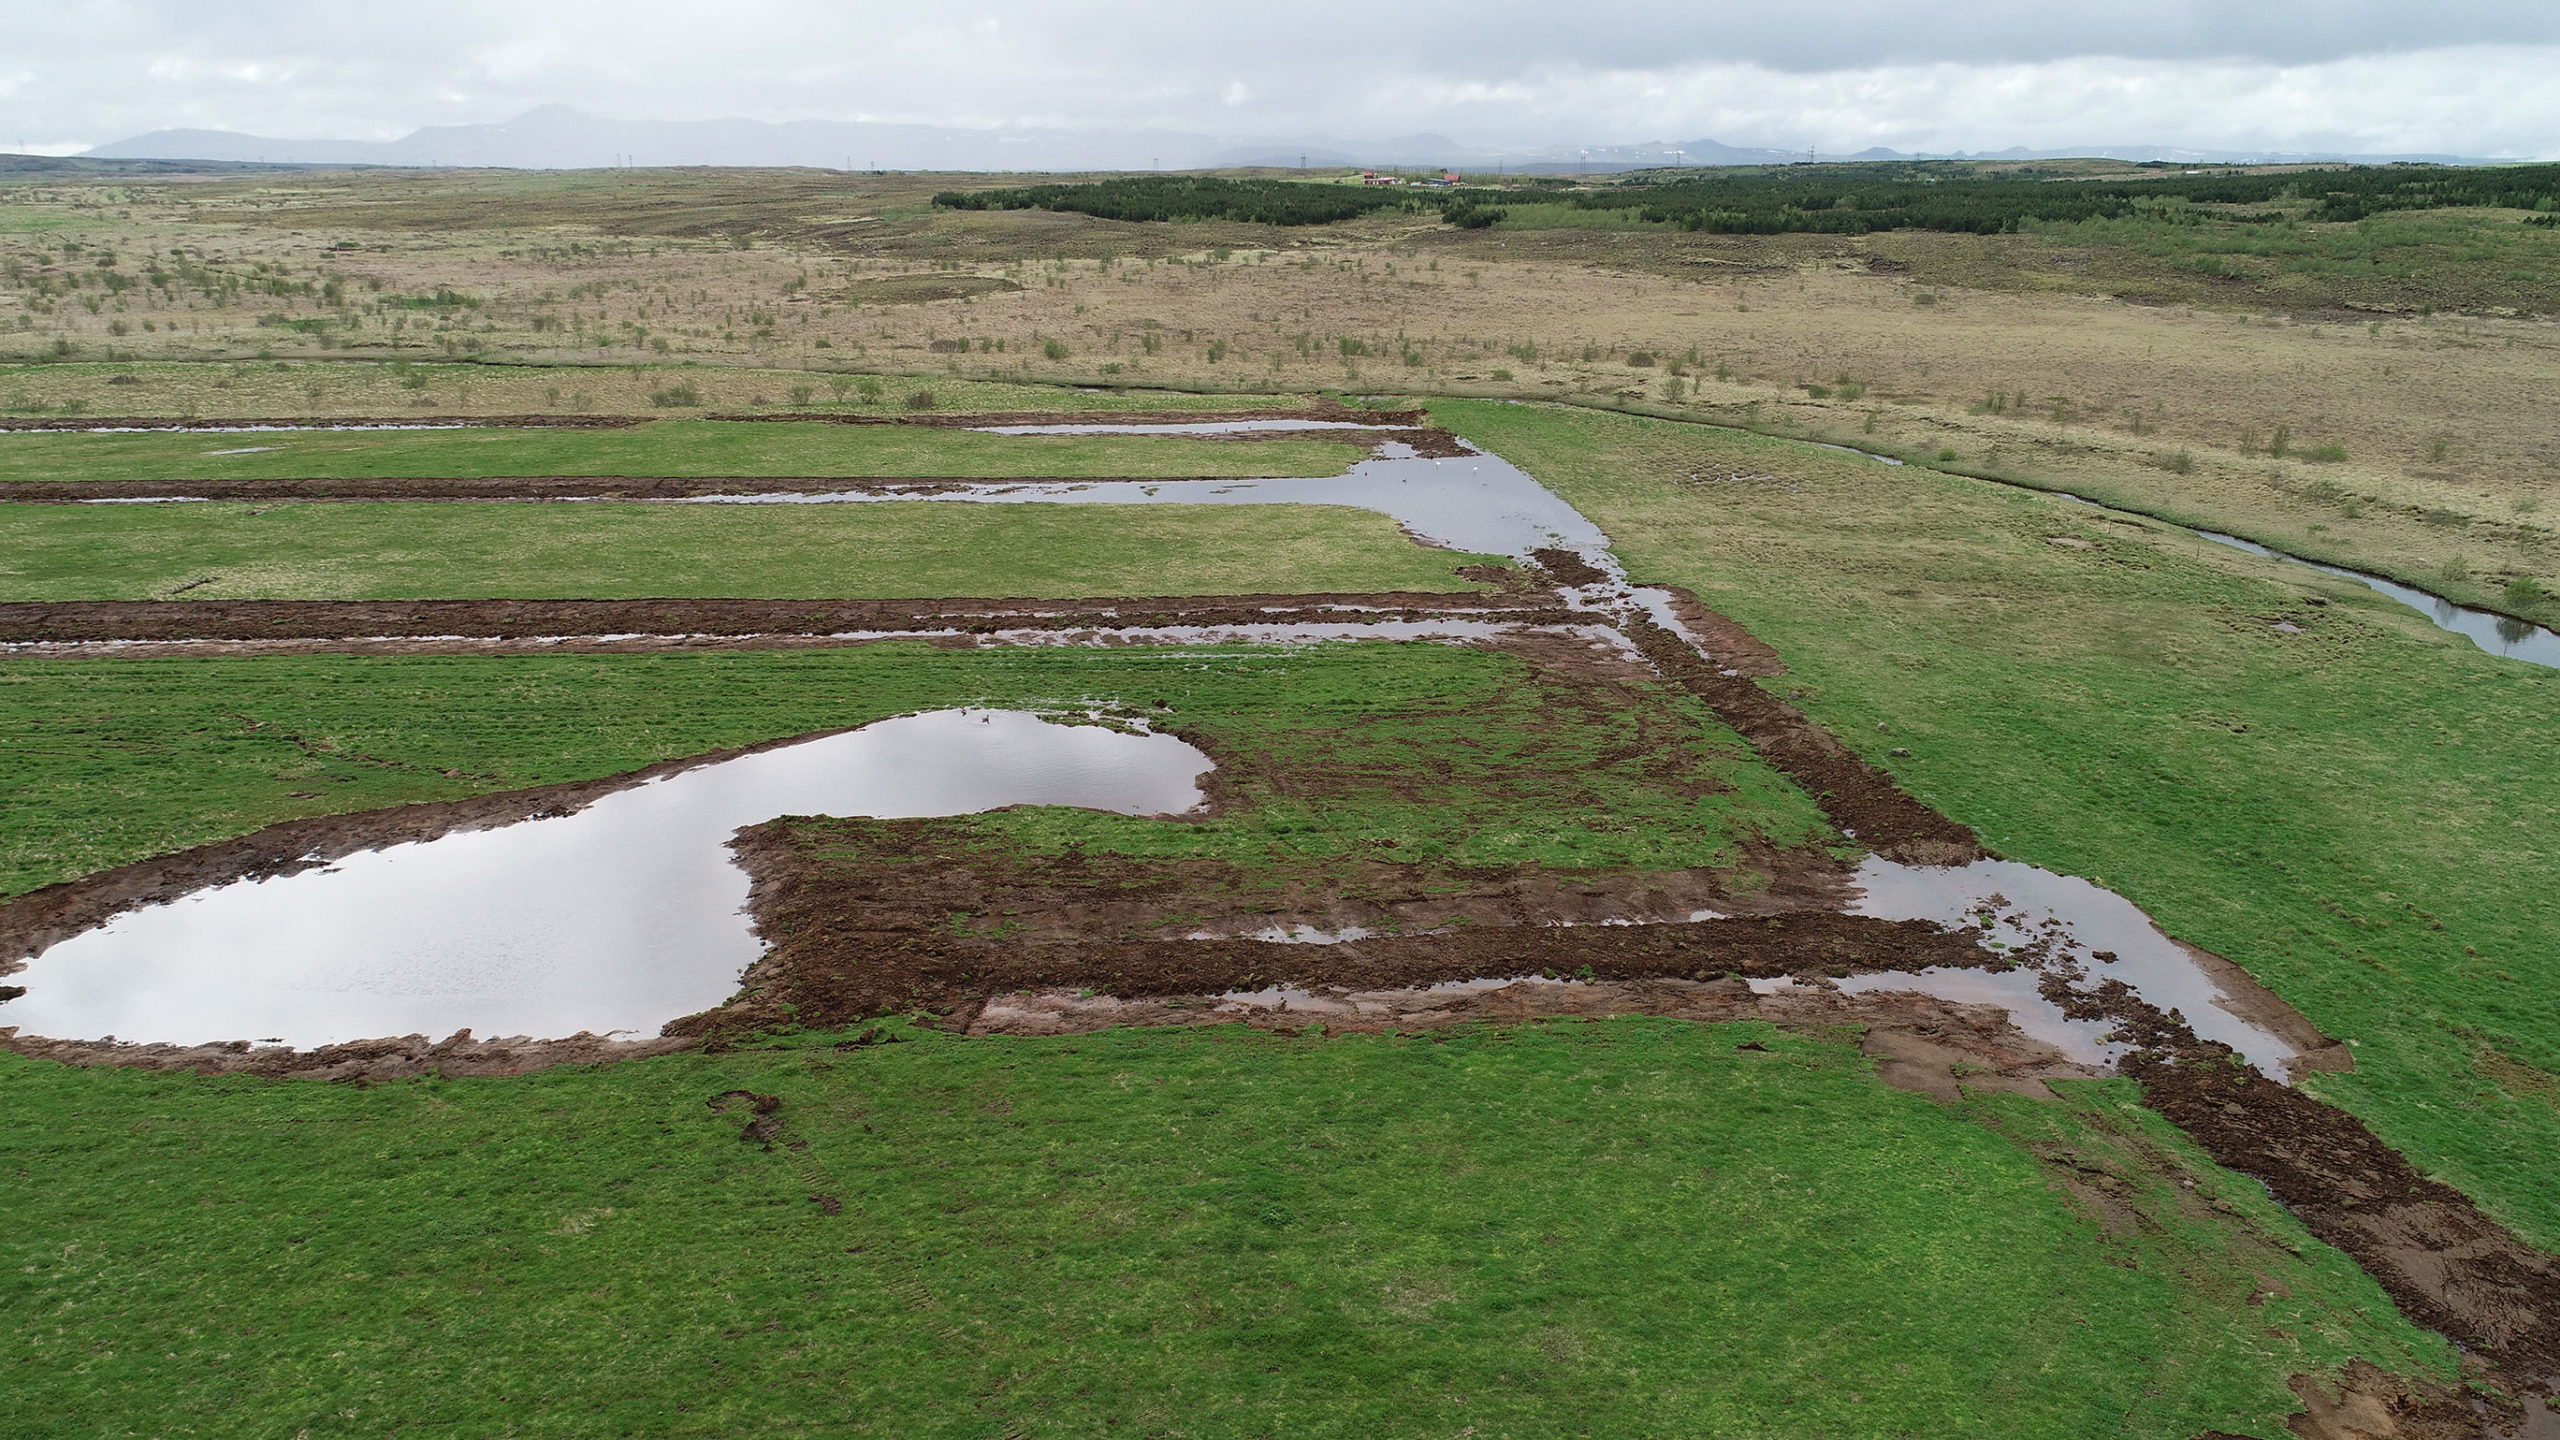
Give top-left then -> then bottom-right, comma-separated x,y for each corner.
0,419 -> 1359,485
0,641 -> 1825,899
0,1021 -> 2446,1439
1437,397 -> 2560,1249
0,500 -> 1493,602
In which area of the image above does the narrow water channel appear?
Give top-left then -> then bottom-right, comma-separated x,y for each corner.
2194,528 -> 2560,669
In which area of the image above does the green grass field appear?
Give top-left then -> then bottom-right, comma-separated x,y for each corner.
1436,397 -> 2560,1251
0,1019 -> 2449,1439
0,420 -> 1359,486
0,641 -> 1825,899
0,500 -> 1495,601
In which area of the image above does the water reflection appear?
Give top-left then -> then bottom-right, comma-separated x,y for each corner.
5,710 -> 1211,1049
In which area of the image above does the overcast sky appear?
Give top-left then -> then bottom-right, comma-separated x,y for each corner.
7,0 -> 2559,158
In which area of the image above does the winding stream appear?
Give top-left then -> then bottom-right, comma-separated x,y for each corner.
2194,528 -> 2560,669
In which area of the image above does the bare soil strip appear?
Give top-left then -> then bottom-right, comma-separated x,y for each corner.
965,975 -> 2090,1100
1621,590 -> 1985,865
0,414 -> 645,433
0,589 -> 1558,644
2137,1054 -> 2560,1388
691,815 -> 1954,1038
2036,961 -> 2560,1425
0,473 -> 1356,502
0,407 -> 1409,436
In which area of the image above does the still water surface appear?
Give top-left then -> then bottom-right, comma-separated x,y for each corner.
5,710 -> 1209,1049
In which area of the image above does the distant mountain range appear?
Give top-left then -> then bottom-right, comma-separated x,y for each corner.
67,105 -> 2498,173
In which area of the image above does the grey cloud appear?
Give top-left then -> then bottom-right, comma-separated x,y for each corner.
6,1 -> 2558,158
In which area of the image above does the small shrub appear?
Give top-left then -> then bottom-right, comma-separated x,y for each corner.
789,384 -> 814,405
855,377 -> 884,404
2302,443 -> 2349,464
1804,384 -> 1831,399
2505,576 -> 2548,607
1626,350 -> 1656,367
1043,338 -> 1070,361
928,338 -> 969,354
648,384 -> 704,408
904,389 -> 938,410
1936,447 -> 1959,462
2269,424 -> 2292,458
1206,340 -> 1227,363
1490,368 -> 1513,382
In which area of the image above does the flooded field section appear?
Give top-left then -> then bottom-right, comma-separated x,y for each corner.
2,711 -> 1208,1050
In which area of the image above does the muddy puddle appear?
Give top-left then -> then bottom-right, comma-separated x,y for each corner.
2195,528 -> 2560,670
1842,858 -> 2300,1075
3,710 -> 1210,1050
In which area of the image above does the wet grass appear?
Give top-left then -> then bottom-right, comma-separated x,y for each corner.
0,641 -> 1823,899
0,1019 -> 2448,1439
0,420 -> 1359,486
1438,397 -> 2560,1250
0,500 -> 1495,602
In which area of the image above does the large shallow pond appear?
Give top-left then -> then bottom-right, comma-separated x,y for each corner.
4,710 -> 1210,1049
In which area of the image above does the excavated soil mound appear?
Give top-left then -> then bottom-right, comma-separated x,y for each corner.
2136,1055 -> 2560,1383
1622,599 -> 1983,866
683,814 -> 2000,1038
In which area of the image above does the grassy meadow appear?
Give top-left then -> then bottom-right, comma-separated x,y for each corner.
0,1020 -> 2450,1439
0,500 -> 1494,602
0,641 -> 1824,899
0,420 -> 1360,486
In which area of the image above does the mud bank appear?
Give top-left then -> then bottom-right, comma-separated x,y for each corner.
0,726 -> 874,969
1620,592 -> 1983,865
0,589 -> 1558,645
965,974 -> 2094,1099
2139,1055 -> 2560,1388
0,1027 -> 695,1081
689,877 -> 2011,1042
0,414 -> 645,433
1,473 -> 1389,503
